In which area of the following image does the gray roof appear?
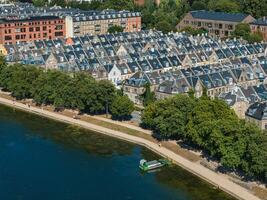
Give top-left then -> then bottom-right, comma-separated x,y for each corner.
251,17 -> 267,26
246,102 -> 267,120
190,10 -> 251,22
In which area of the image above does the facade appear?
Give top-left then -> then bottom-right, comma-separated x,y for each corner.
246,102 -> 267,130
0,3 -> 142,39
67,11 -> 141,37
0,16 -> 65,44
177,10 -> 255,38
250,17 -> 267,41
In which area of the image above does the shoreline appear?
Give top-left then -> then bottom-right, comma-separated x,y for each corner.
0,96 -> 261,200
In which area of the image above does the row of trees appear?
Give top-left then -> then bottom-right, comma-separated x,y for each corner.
141,94 -> 267,183
0,59 -> 134,120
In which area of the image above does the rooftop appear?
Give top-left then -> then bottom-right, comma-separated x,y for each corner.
190,10 -> 251,22
251,17 -> 267,26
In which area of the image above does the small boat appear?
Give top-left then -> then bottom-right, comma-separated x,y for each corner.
139,159 -> 170,171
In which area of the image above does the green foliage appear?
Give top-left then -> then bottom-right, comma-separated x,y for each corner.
110,95 -> 134,120
232,23 -> 264,43
0,63 -> 116,114
141,83 -> 155,107
191,0 -> 207,10
142,95 -> 195,138
108,25 -> 124,33
32,0 -> 48,7
141,94 -> 267,183
0,64 -> 41,99
240,0 -> 267,18
246,31 -> 264,43
208,0 -> 241,13
180,26 -> 208,36
232,23 -> 251,38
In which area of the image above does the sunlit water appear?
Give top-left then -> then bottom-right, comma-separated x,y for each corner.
0,105 -> 235,200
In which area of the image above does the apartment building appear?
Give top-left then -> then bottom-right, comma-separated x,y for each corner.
177,10 -> 255,38
0,16 -> 65,44
66,10 -> 141,37
250,17 -> 267,41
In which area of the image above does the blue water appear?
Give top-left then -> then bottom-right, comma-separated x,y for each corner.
0,105 -> 235,200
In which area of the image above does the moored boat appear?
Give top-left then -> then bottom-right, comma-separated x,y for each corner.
139,159 -> 170,171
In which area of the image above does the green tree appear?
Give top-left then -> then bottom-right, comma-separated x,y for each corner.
232,23 -> 263,43
32,0 -> 48,7
7,65 -> 42,100
110,95 -> 134,120
191,0 -> 207,10
246,31 -> 264,43
208,0 -> 241,13
141,83 -> 155,106
232,23 -> 251,39
240,0 -> 267,18
108,25 -> 124,33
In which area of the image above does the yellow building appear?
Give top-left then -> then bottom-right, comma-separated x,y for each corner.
0,44 -> 7,56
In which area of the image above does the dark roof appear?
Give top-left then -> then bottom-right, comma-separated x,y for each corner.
190,10 -> 251,22
246,102 -> 267,120
0,15 -> 60,23
251,17 -> 267,26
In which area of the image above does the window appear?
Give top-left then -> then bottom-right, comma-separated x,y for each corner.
29,27 -> 34,32
36,27 -> 40,31
55,32 -> 63,37
5,36 -> 12,40
43,26 -> 47,31
228,25 -> 233,30
55,25 -> 63,30
15,35 -> 20,40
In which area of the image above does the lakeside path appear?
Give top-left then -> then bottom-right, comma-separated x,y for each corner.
0,96 -> 261,200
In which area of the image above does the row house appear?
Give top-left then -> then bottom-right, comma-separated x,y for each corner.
3,30 -> 267,97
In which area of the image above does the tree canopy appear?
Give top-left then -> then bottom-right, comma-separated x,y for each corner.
232,23 -> 263,43
141,94 -> 267,183
0,63 -> 133,119
108,25 -> 124,33
110,95 -> 134,120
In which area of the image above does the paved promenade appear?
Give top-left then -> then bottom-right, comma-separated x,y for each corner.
0,97 -> 261,200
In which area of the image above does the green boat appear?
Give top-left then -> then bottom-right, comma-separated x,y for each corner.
139,159 -> 170,171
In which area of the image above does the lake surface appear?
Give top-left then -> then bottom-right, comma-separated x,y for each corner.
0,105 -> 236,200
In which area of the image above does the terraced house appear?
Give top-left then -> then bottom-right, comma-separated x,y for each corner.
3,30 -> 267,104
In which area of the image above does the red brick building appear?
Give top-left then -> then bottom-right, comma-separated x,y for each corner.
126,15 -> 142,32
0,16 -> 65,44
